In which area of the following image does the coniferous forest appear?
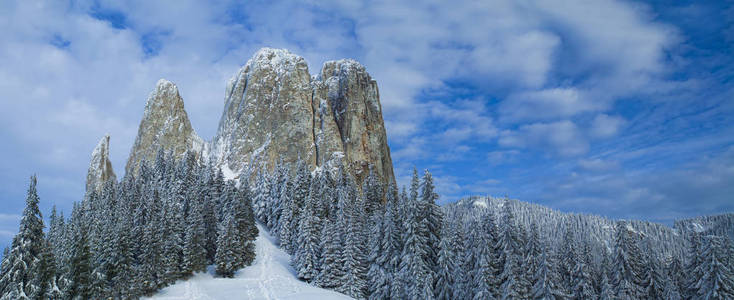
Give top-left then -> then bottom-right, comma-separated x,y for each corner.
1,149 -> 734,299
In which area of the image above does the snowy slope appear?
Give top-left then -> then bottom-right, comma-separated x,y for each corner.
147,224 -> 352,300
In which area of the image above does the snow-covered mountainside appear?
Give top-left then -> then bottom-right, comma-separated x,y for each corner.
445,196 -> 687,259
147,224 -> 352,300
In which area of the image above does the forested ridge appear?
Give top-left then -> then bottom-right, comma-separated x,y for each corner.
1,149 -> 733,299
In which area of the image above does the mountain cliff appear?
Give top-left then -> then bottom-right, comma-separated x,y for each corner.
117,48 -> 394,188
86,134 -> 116,193
125,79 -> 206,176
212,48 -> 394,185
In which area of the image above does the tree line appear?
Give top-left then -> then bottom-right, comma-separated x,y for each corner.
1,149 -> 733,299
0,150 -> 257,299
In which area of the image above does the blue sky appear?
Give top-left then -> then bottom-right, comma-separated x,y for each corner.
0,0 -> 732,248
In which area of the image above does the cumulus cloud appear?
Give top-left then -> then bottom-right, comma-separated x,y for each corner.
536,146 -> 734,222
590,114 -> 626,138
2,0 -> 718,233
500,88 -> 602,122
499,120 -> 589,157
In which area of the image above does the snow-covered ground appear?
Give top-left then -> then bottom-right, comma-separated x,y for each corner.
147,224 -> 352,300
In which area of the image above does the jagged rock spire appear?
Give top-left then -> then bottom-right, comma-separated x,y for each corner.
86,134 -> 116,193
212,48 -> 316,174
123,48 -> 395,187
125,79 -> 205,176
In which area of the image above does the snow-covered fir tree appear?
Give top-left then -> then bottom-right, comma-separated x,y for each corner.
611,220 -> 645,299
0,176 -> 48,300
2,154 -> 733,300
692,235 -> 734,299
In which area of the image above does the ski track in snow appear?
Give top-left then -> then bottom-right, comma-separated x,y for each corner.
146,224 -> 352,300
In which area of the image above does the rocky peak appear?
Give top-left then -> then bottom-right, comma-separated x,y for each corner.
212,48 -> 394,186
86,134 -> 116,193
125,79 -> 205,176
212,48 -> 315,173
122,48 -> 395,188
314,59 -> 394,185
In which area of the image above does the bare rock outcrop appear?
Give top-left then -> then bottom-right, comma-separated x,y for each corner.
86,134 -> 116,193
125,79 -> 205,176
211,49 -> 316,174
120,48 -> 394,187
314,59 -> 394,185
212,48 -> 394,186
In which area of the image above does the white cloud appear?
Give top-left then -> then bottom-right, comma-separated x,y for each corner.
590,114 -> 626,138
499,120 -> 589,157
0,0 -> 680,218
501,88 -> 603,122
577,158 -> 619,172
487,150 -> 521,165
426,99 -> 498,144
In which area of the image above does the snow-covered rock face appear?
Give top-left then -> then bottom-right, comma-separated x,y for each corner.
212,48 -> 395,186
121,48 -> 394,187
86,134 -> 116,193
315,59 -> 394,186
212,48 -> 316,176
126,79 -> 205,176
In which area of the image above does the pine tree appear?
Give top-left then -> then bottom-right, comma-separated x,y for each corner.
367,213 -> 389,299
182,196 -> 208,275
110,195 -> 135,299
663,275 -> 683,300
557,224 -> 575,295
0,176 -> 48,300
598,272 -> 614,300
571,242 -> 596,299
267,163 -> 287,231
201,165 -> 219,264
363,167 -> 383,216
434,224 -> 459,299
685,232 -> 704,298
340,195 -> 369,299
215,213 -> 241,278
420,170 -> 443,280
316,219 -> 344,290
692,236 -> 734,299
252,168 -> 270,225
525,222 -> 542,297
44,206 -> 64,299
449,222 -> 467,300
160,180 -> 185,284
235,182 -> 258,265
640,252 -> 664,299
278,192 -> 296,254
611,221 -> 645,299
399,174 -> 434,300
471,216 -> 498,299
532,250 -> 561,300
666,256 -> 686,299
498,200 -> 529,298
139,183 -> 164,294
66,203 -> 93,300
295,194 -> 322,282
384,185 -> 404,299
